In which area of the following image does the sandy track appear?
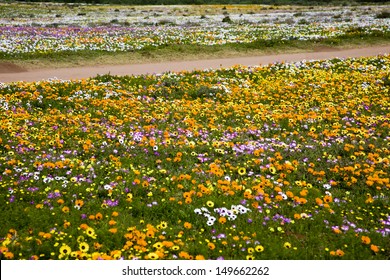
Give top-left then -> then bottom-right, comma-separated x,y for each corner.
1,45 -> 389,83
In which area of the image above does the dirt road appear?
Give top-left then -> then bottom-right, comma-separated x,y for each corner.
1,45 -> 389,83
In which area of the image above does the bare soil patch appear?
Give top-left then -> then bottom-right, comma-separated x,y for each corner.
0,62 -> 26,73
312,46 -> 338,52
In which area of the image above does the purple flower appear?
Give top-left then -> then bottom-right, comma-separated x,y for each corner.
341,225 -> 349,231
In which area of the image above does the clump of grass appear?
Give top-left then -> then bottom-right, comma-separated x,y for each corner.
376,11 -> 390,19
298,18 -> 309,25
157,19 -> 175,26
222,15 -> 232,23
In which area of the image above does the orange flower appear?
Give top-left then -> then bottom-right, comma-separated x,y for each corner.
162,241 -> 174,248
219,217 -> 227,224
79,223 -> 89,230
178,251 -> 190,259
63,220 -> 71,228
109,228 -> 118,234
323,195 -> 333,203
62,206 -> 70,213
94,242 -> 103,250
370,244 -> 379,253
336,249 -> 344,257
42,233 -> 51,239
361,236 -> 371,245
315,197 -> 323,206
4,251 -> 14,259
95,212 -> 103,220
286,191 -> 294,198
111,211 -> 119,217
183,191 -> 191,198
146,230 -> 155,238
75,199 -> 84,208
208,242 -> 216,250
298,197 -> 307,204
184,222 -> 192,229
366,180 -> 374,186
332,227 -> 341,234
274,187 -> 282,193
300,189 -> 308,197
275,195 -> 283,201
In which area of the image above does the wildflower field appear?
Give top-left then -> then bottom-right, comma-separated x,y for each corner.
1,2 -> 390,66
1,52 -> 389,260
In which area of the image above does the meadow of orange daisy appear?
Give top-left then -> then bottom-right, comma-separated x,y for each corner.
1,53 -> 389,260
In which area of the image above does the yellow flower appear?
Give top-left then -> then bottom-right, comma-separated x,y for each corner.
147,252 -> 159,260
85,227 -> 96,239
284,242 -> 292,249
79,242 -> 89,253
255,245 -> 264,252
172,245 -> 180,251
269,166 -> 276,174
111,250 -> 122,260
59,244 -> 71,256
159,221 -> 168,229
238,167 -> 246,176
153,242 -> 163,249
206,200 -> 214,208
